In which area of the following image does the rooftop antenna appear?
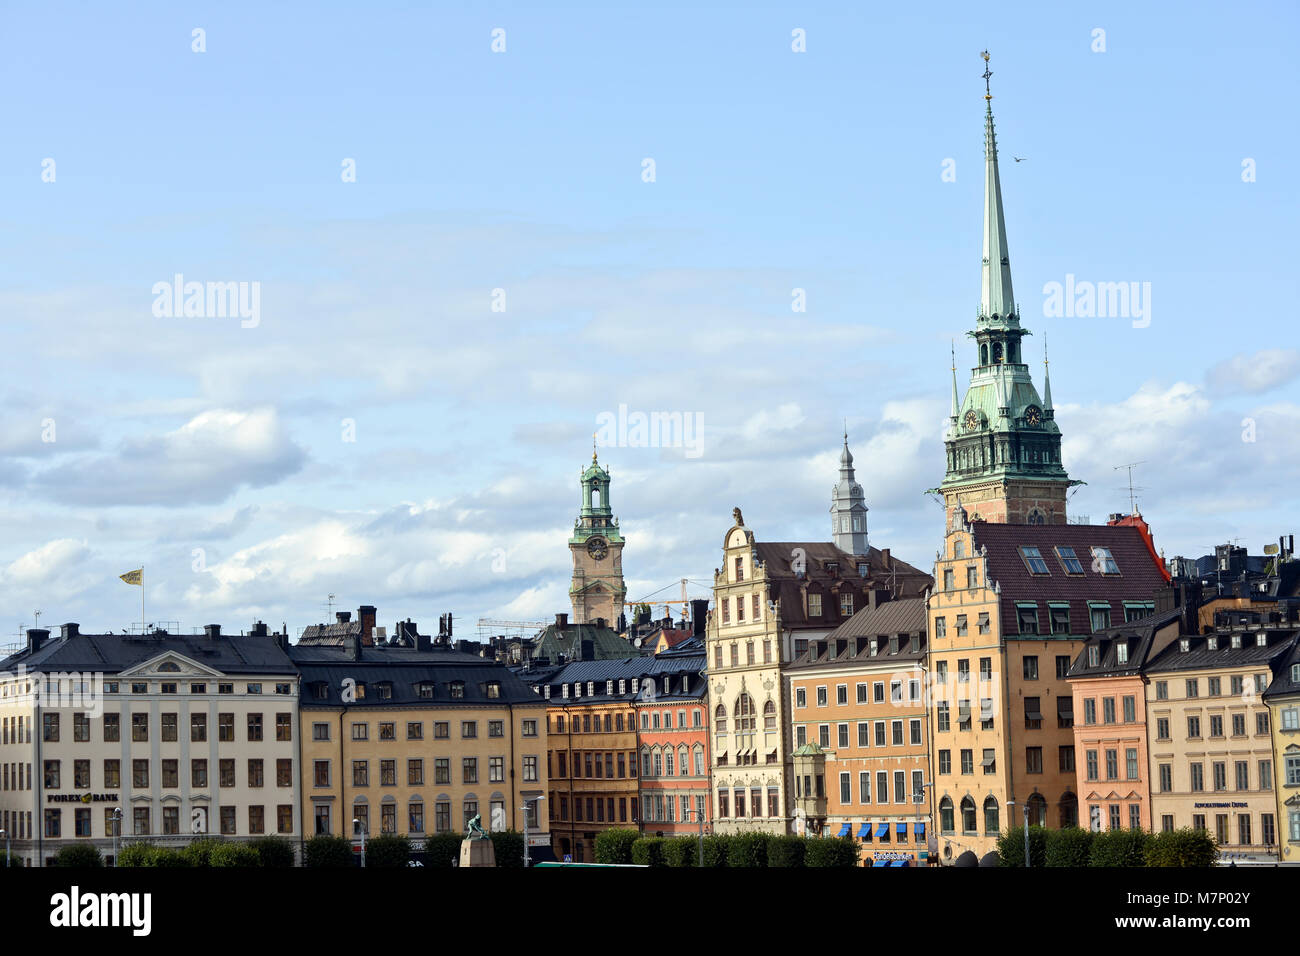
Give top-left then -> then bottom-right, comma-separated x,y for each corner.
1114,462 -> 1146,514
33,609 -> 42,630
326,593 -> 336,619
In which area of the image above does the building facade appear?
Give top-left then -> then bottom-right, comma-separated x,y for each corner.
1264,627 -> 1300,861
1144,611 -> 1293,861
707,497 -> 931,836
786,597 -> 932,865
0,623 -> 299,866
927,510 -> 1169,862
291,631 -> 547,859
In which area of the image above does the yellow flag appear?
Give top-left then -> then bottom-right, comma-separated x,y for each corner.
120,569 -> 143,586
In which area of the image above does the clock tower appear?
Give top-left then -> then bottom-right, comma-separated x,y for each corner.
569,447 -> 627,626
936,54 -> 1079,526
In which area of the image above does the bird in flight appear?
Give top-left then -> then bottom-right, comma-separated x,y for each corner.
1013,156 -> 1028,163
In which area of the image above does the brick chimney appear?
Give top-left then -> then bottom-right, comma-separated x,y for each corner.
60,623 -> 80,640
555,613 -> 569,629
26,628 -> 49,654
358,605 -> 377,646
204,624 -> 222,639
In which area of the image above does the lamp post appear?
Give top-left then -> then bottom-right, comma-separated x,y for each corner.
683,804 -> 707,867
521,795 -> 545,868
111,807 -> 122,867
1023,800 -> 1030,867
353,818 -> 367,868
914,782 -> 933,864
0,828 -> 7,867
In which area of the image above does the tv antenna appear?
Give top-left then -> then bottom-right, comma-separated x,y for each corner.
325,593 -> 336,619
1114,462 -> 1146,514
33,609 -> 42,629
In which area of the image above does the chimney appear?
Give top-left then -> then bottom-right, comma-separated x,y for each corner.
335,611 -> 351,624
346,630 -> 362,661
26,628 -> 50,654
358,605 -> 377,646
60,623 -> 80,640
204,624 -> 222,639
881,548 -> 891,570
691,599 -> 710,637
581,639 -> 595,660
416,631 -> 431,653
250,621 -> 268,638
867,588 -> 891,611
556,613 -> 569,629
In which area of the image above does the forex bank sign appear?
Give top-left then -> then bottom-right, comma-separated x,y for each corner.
47,793 -> 120,804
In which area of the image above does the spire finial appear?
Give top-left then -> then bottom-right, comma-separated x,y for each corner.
592,433 -> 598,462
981,50 -> 992,101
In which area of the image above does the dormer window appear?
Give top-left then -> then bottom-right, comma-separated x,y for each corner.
449,681 -> 465,699
1231,635 -> 1242,649
606,681 -> 614,696
485,682 -> 501,699
1255,633 -> 1267,647
1207,637 -> 1218,651
312,682 -> 329,700
417,681 -> 435,699
631,678 -> 639,694
1179,639 -> 1190,652
1019,546 -> 1051,575
1055,546 -> 1084,575
1116,643 -> 1129,664
1087,646 -> 1100,667
824,561 -> 838,573
1091,546 -> 1120,575
562,684 -> 570,699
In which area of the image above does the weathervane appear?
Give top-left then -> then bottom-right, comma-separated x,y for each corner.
981,50 -> 992,100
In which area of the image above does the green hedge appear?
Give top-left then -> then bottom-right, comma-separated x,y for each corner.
1044,827 -> 1095,867
768,835 -> 806,868
804,836 -> 858,867
365,834 -> 411,868
700,834 -> 730,867
630,837 -> 666,867
250,836 -> 295,868
663,835 -> 698,867
728,833 -> 770,867
150,848 -> 189,867
491,830 -> 524,868
594,828 -> 640,865
996,826 -> 1048,867
304,834 -> 354,868
181,837 -> 224,868
1089,829 -> 1150,867
1145,828 -> 1217,867
54,844 -> 104,868
210,842 -> 261,867
422,833 -> 463,868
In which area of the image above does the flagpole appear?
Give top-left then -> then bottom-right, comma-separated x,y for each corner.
141,565 -> 145,634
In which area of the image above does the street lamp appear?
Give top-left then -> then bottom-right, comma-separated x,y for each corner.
683,804 -> 708,867
521,795 -> 545,868
913,782 -> 933,864
353,818 -> 367,868
1023,800 -> 1030,867
111,807 -> 123,867
0,828 -> 8,867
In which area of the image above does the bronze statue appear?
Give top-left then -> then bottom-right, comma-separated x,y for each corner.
466,813 -> 488,840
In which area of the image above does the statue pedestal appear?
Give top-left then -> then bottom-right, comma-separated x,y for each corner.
459,838 -> 496,868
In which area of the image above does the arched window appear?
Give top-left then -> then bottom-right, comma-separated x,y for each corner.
954,540 -> 965,559
983,796 -> 1000,834
640,748 -> 651,778
1027,793 -> 1047,827
960,796 -> 977,833
714,703 -> 727,733
980,343 -> 989,365
763,699 -> 776,730
992,342 -> 1003,363
735,694 -> 756,731
1059,792 -> 1078,829
939,797 -> 955,834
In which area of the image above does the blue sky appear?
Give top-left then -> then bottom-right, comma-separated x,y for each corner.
0,1 -> 1296,642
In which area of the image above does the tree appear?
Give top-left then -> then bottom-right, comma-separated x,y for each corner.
115,843 -> 156,868
630,837 -> 665,866
594,828 -> 640,865
249,836 -> 295,868
421,834 -> 462,868
181,837 -> 224,867
1089,829 -> 1151,867
490,830 -> 524,868
804,836 -> 858,867
662,836 -> 697,867
1044,827 -> 1094,867
767,835 -> 807,868
996,825 -> 1048,867
304,834 -> 354,868
1145,828 -> 1217,867
54,844 -> 103,868
209,842 -> 261,867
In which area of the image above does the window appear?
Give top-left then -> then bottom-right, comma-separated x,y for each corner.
380,760 -> 396,786
1026,747 -> 1043,774
1235,761 -> 1249,791
462,758 -> 478,784
1020,546 -> 1050,575
1017,606 -> 1039,635
1023,656 -> 1039,680
940,798 -> 955,834
219,713 -> 235,742
1024,697 -> 1042,730
1210,715 -> 1223,738
934,616 -> 946,638
131,713 -> 148,742
277,759 -> 291,787
1059,745 -> 1075,772
462,721 -> 477,739
1188,715 -> 1201,738
982,749 -> 996,774
1089,605 -> 1111,632
808,594 -> 822,617
960,749 -> 974,775
248,759 -> 264,788
133,760 -> 149,788
1126,749 -> 1138,780
943,569 -> 954,591
956,615 -> 968,637
1086,750 -> 1099,781
1055,546 -> 1084,574
1122,696 -> 1136,723
522,719 -> 538,737
313,761 -> 331,787
489,756 -> 505,783
816,686 -> 827,707
1156,717 -> 1170,740
247,713 -> 263,741
162,759 -> 179,788
104,713 -> 120,742
1190,763 -> 1204,792
1051,606 -> 1071,635
938,750 -> 951,774
1091,546 -> 1120,574
1102,698 -> 1116,724
191,713 -> 208,742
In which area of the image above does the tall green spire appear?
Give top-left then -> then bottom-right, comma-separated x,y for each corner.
980,51 -> 1016,325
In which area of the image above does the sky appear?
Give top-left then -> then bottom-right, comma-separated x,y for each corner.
0,1 -> 1296,645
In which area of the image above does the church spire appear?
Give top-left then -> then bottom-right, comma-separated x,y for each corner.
1042,334 -> 1054,410
980,51 -> 1016,324
949,342 -> 960,419
831,430 -> 868,556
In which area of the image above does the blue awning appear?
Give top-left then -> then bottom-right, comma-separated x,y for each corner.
837,823 -> 850,837
872,859 -> 890,867
914,822 -> 926,837
857,823 -> 871,839
890,859 -> 910,867
874,823 -> 889,837
895,822 -> 908,835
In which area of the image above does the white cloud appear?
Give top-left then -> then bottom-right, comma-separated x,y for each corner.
1207,349 -> 1300,395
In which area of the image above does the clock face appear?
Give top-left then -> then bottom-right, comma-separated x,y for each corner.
1024,405 -> 1042,426
586,536 -> 608,560
963,410 -> 979,431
